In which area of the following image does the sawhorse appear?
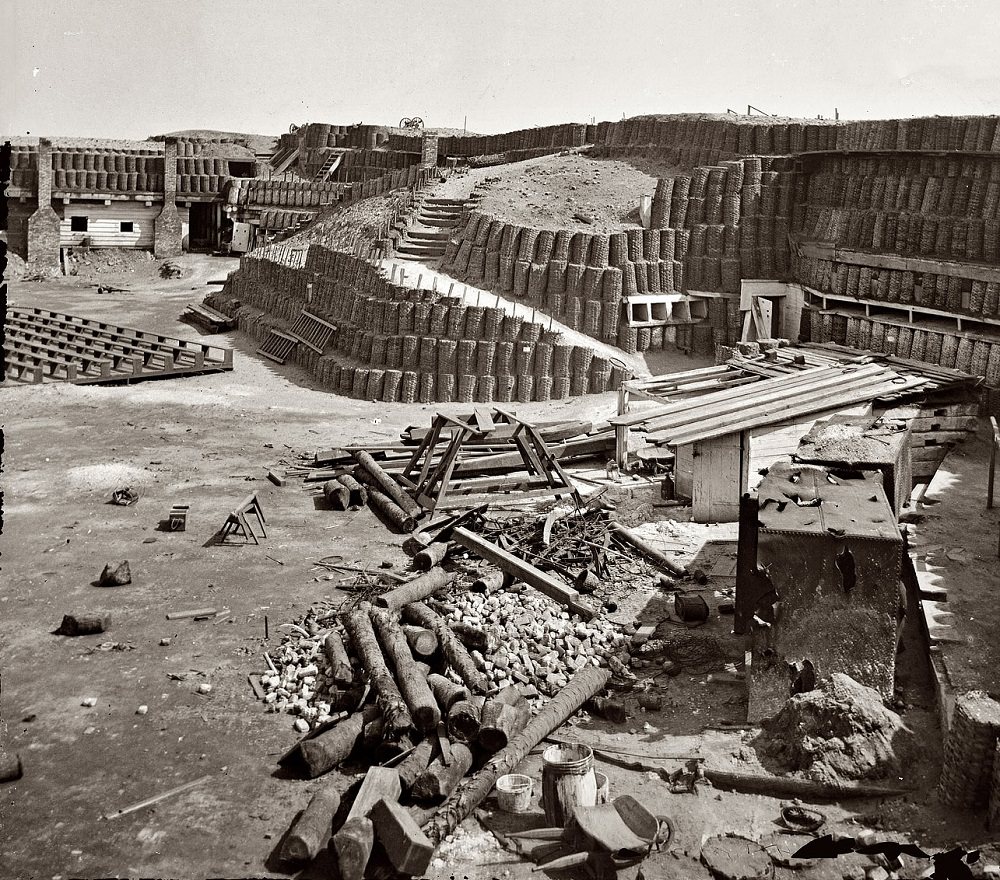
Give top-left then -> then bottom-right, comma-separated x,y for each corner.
220,493 -> 267,545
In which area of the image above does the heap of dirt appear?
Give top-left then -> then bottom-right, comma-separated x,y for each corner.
472,153 -> 662,233
4,246 -> 27,281
64,247 -> 156,277
755,673 -> 907,785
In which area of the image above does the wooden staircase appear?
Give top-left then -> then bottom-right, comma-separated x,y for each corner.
394,197 -> 467,263
313,150 -> 345,183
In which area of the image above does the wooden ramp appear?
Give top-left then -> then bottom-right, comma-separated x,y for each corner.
3,307 -> 234,385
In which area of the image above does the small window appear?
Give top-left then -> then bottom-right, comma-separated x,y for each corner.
70,216 -> 88,232
120,221 -> 134,232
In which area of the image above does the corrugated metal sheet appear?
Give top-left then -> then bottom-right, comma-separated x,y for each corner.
57,201 -> 157,248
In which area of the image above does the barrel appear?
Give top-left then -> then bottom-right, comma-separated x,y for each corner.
674,593 -> 709,622
541,743 -> 597,825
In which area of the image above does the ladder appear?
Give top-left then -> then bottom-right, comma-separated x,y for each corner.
313,151 -> 345,183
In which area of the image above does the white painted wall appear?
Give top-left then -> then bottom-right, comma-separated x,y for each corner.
57,201 -> 157,248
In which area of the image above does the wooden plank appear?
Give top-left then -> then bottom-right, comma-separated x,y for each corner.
655,375 -> 926,447
473,408 -> 496,433
370,798 -> 434,876
451,527 -> 594,619
640,364 -> 890,434
612,364 -> 882,429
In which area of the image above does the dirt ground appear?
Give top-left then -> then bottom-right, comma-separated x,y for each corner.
1,255 -> 998,879
439,153 -> 663,233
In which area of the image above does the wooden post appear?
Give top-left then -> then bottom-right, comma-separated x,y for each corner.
427,674 -> 469,713
322,630 -> 355,687
403,625 -> 439,658
333,767 -> 402,880
402,601 -> 491,694
375,569 -> 453,611
616,382 -> 630,471
369,607 -> 441,732
411,742 -> 473,802
988,416 -> 999,510
342,605 -> 413,737
371,797 -> 435,876
280,786 -> 341,862
298,707 -> 377,778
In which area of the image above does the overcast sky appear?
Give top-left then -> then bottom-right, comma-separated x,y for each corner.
3,0 -> 999,140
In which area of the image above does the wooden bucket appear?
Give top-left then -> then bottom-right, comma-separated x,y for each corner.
541,743 -> 597,826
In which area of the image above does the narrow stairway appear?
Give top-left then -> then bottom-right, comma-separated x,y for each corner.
394,197 -> 468,263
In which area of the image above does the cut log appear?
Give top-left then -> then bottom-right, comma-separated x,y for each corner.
366,488 -> 416,532
411,742 -> 473,802
0,751 -> 23,783
55,613 -> 111,636
333,817 -> 374,880
369,607 -> 441,733
427,674 -> 469,713
354,451 -> 422,518
322,630 -> 355,687
342,604 -> 413,737
371,796 -> 435,876
451,527 -> 596,620
414,542 -> 448,570
298,707 -> 377,778
324,480 -> 350,511
280,786 -> 341,862
424,666 -> 611,845
609,523 -> 687,577
447,696 -> 485,744
402,601 -> 490,694
448,620 -> 498,653
471,570 -> 504,594
403,625 -> 438,658
337,473 -> 369,507
375,569 -> 453,612
479,687 -> 531,753
98,559 -> 131,587
395,738 -> 435,793
333,766 -> 402,880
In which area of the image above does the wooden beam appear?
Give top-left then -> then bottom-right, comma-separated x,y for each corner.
451,527 -> 594,619
631,364 -> 888,432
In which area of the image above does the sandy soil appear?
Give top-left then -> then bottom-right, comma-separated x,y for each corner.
438,153 -> 662,233
0,255 -> 996,878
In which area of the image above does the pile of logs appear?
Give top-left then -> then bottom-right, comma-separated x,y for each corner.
265,560 -> 617,878
259,554 -> 633,729
280,664 -> 612,879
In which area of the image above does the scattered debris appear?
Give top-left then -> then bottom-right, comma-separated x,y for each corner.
102,774 -> 212,820
55,613 -> 111,636
109,486 -> 139,506
98,560 -> 131,587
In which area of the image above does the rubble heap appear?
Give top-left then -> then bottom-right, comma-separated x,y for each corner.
756,673 -> 907,785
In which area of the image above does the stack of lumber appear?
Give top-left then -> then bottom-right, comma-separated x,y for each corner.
301,411 -> 616,519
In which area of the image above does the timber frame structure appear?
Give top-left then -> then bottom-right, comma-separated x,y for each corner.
399,408 -> 582,513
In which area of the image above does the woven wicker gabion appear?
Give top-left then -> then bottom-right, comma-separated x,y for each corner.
459,373 -> 478,403
437,373 -> 455,403
382,369 -> 402,402
938,692 -> 1000,809
474,374 -> 494,403
366,369 -> 385,401
496,373 -> 516,403
400,370 -> 419,404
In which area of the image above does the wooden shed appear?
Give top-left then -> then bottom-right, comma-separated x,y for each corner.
57,200 -> 159,249
613,342 -> 976,523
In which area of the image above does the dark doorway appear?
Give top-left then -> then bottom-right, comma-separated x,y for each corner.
188,202 -> 217,251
